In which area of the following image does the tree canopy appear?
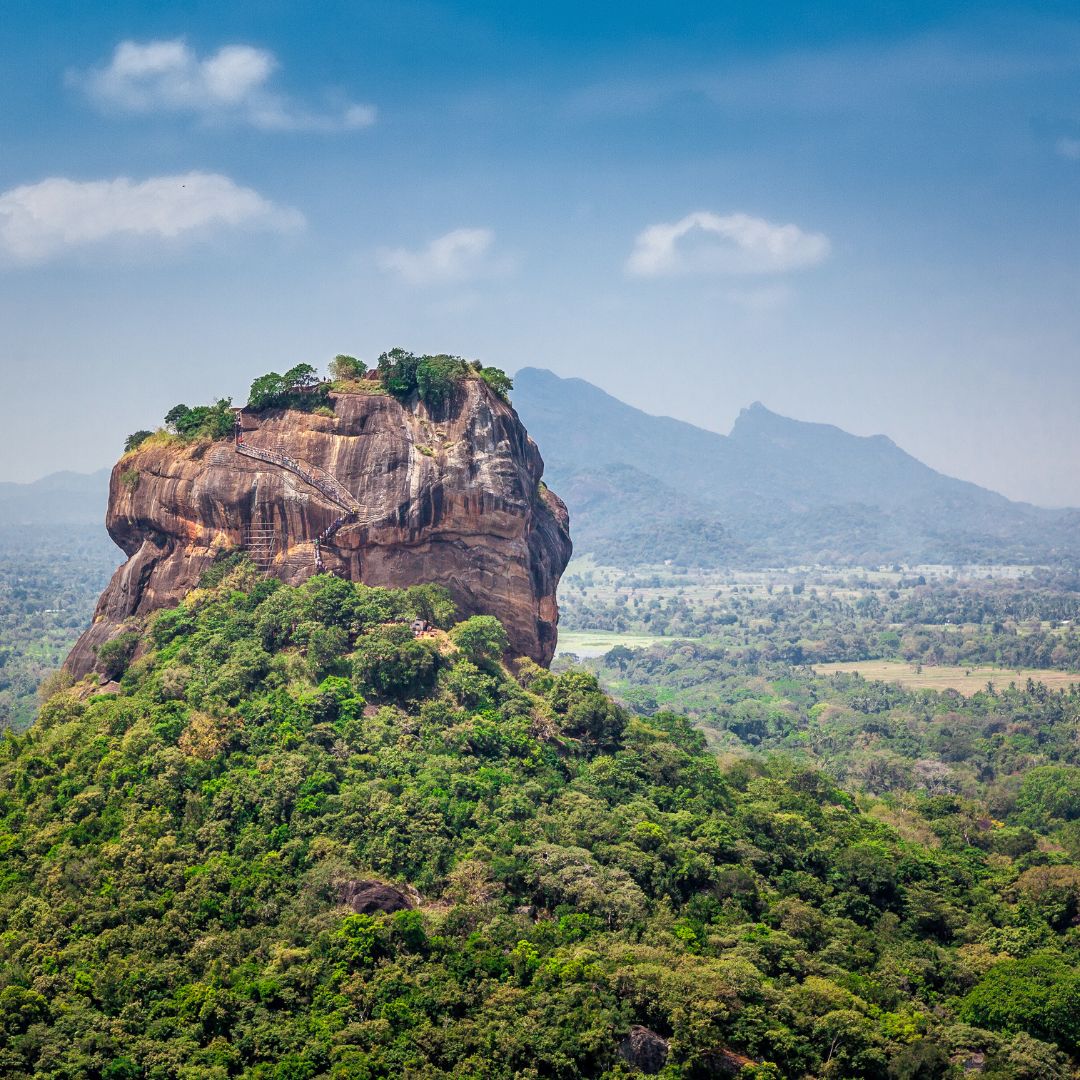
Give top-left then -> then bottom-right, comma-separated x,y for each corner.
247,364 -> 328,412
1,560 -> 1078,1077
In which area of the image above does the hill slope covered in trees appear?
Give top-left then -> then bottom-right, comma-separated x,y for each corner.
1,559 -> 1078,1078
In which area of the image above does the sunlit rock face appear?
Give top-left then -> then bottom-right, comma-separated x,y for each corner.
66,379 -> 571,677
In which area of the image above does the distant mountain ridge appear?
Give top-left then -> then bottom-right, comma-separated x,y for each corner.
512,367 -> 1080,567
0,469 -> 110,525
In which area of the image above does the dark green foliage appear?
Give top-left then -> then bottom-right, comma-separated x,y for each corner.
94,629 -> 139,680
887,1039 -> 953,1079
377,348 -> 470,411
351,623 -> 440,700
548,668 -> 628,751
375,347 -> 511,410
3,565 -> 1080,1076
247,363 -> 328,412
479,366 -> 513,401
375,347 -> 421,397
400,583 -> 457,629
123,430 -> 152,453
164,398 -> 235,440
415,353 -> 468,411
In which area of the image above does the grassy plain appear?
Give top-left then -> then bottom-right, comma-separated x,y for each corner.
813,658 -> 1080,694
555,629 -> 670,657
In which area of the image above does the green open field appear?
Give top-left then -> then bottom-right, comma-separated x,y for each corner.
555,629 -> 671,658
813,659 -> 1080,695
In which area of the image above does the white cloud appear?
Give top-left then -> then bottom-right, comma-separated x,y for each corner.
376,228 -> 510,285
627,211 -> 830,277
1057,136 -> 1080,160
72,39 -> 376,132
0,172 -> 303,263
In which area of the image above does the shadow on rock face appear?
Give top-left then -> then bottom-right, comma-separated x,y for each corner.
338,879 -> 415,915
618,1025 -> 668,1075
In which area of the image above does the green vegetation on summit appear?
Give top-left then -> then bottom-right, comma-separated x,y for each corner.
123,352 -> 514,456
2,559 -> 1079,1077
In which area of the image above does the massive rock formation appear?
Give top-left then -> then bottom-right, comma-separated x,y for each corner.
66,378 -> 571,677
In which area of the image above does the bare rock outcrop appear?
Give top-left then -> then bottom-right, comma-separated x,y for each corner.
338,880 -> 415,915
618,1026 -> 669,1074
66,378 -> 571,676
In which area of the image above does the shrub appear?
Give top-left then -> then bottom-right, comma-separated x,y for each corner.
96,631 -> 140,681
352,624 -> 440,700
247,364 -> 328,412
164,399 -> 234,441
329,354 -> 367,381
376,348 -> 473,411
479,366 -> 513,401
449,615 -> 509,666
124,430 -> 153,453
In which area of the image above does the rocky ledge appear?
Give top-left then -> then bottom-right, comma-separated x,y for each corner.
66,378 -> 571,677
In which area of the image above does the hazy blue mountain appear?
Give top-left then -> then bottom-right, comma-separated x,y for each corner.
513,367 -> 1080,567
0,469 -> 111,525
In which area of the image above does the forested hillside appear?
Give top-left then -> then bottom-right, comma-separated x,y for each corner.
1,559 -> 1078,1078
0,525 -> 118,730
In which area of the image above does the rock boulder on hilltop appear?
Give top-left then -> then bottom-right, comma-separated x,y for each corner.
66,379 -> 570,676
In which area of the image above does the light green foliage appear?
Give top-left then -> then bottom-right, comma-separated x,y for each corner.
449,614 -> 509,665
328,354 -> 367,382
1016,766 -> 1080,825
961,954 -> 1080,1050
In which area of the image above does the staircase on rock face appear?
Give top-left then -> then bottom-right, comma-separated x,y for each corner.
242,524 -> 279,572
234,414 -> 364,573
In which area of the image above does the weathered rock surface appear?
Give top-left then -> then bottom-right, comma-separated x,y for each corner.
66,379 -> 571,676
618,1026 -> 669,1074
338,880 -> 415,915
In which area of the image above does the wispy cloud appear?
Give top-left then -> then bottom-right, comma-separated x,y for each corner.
0,173 -> 303,263
71,39 -> 376,132
627,212 -> 829,277
1057,136 -> 1080,160
376,228 -> 512,285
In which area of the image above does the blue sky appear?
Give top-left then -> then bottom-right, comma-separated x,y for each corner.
1,1 -> 1079,505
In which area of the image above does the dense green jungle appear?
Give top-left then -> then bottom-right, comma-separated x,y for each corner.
0,526 -> 118,732
0,552 -> 1077,1078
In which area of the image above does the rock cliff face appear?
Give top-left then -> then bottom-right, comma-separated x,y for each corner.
66,379 -> 571,677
